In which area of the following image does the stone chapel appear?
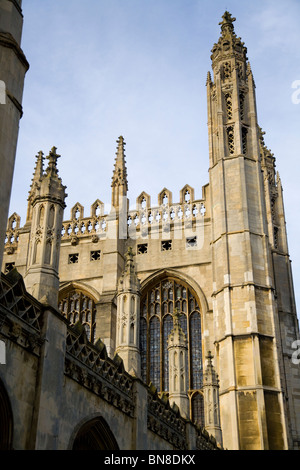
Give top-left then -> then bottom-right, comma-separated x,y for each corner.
1,2 -> 300,450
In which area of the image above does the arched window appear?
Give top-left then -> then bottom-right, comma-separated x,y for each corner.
191,392 -> 205,427
58,289 -> 96,342
140,277 -> 204,425
72,417 -> 119,450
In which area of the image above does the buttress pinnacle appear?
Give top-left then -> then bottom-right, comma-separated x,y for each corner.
111,136 -> 128,192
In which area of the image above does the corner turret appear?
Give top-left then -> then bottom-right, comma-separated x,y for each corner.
24,147 -> 67,307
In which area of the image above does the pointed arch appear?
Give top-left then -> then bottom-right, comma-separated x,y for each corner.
90,199 -> 104,218
140,268 -> 209,316
70,202 -> 84,221
59,281 -> 101,303
136,191 -> 151,210
0,378 -> 13,450
7,212 -> 21,231
58,282 -> 100,343
71,416 -> 119,450
158,188 -> 172,206
180,184 -> 195,204
140,269 -> 206,398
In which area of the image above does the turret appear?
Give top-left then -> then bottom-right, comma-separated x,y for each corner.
115,247 -> 141,376
24,147 -> 67,308
167,309 -> 189,419
203,351 -> 222,446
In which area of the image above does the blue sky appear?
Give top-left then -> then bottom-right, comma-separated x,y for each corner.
9,0 -> 300,312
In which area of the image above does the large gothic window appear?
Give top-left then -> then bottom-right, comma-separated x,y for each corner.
58,288 -> 96,342
140,277 -> 203,424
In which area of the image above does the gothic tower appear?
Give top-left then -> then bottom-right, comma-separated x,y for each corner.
207,12 -> 300,449
24,147 -> 67,307
0,0 -> 29,268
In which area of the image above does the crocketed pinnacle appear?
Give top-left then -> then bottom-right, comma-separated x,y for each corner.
168,308 -> 187,346
30,151 -> 44,188
204,351 -> 219,386
125,246 -> 135,274
112,136 -> 128,191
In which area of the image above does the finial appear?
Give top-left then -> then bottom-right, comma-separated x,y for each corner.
173,308 -> 181,329
45,146 -> 61,178
206,350 -> 213,363
125,246 -> 135,273
219,11 -> 236,30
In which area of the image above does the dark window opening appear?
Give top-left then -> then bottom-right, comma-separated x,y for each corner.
137,244 -> 148,254
161,240 -> 172,251
68,253 -> 79,264
90,250 -> 101,261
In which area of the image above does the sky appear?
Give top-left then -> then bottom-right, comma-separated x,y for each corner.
8,0 -> 300,312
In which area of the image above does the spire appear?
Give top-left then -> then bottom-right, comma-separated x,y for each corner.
118,246 -> 140,293
112,136 -> 128,190
111,136 -> 128,208
26,151 -> 45,224
32,150 -> 44,184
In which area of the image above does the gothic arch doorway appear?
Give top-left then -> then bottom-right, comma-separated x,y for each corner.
140,274 -> 205,426
72,417 -> 119,450
0,379 -> 13,450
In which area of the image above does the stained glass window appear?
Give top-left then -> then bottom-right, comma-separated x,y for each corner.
190,311 -> 202,389
191,392 -> 205,427
140,317 -> 147,384
149,316 -> 160,389
140,277 -> 202,401
163,315 -> 173,391
58,289 -> 96,342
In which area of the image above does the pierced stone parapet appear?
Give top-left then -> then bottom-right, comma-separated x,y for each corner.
196,427 -> 220,450
0,271 -> 43,355
61,214 -> 108,241
65,323 -> 135,416
147,384 -> 187,450
127,200 -> 206,236
0,270 -> 42,333
4,213 -> 21,253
